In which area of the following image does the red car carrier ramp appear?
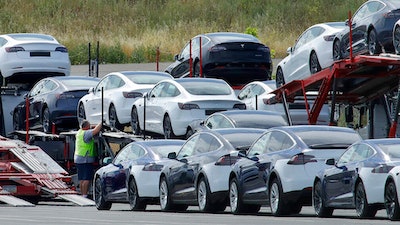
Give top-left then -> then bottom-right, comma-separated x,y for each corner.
0,136 -> 94,206
272,54 -> 400,126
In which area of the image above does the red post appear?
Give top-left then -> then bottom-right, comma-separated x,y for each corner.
25,98 -> 29,144
156,47 -> 160,71
199,37 -> 202,77
189,39 -> 193,77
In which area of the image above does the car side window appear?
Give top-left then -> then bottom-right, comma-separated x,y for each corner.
148,83 -> 165,98
194,133 -> 217,154
247,132 -> 271,156
160,83 -> 179,97
177,134 -> 199,159
106,75 -> 124,90
29,80 -> 45,97
337,145 -> 357,166
252,84 -> 266,96
42,80 -> 57,94
267,131 -> 290,152
96,77 -> 108,93
293,29 -> 311,51
180,43 -> 190,60
0,37 -> 7,47
237,84 -> 253,100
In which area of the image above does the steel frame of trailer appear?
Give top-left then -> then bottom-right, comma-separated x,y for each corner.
272,54 -> 400,135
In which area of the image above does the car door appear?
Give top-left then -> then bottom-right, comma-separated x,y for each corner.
350,2 -> 375,51
84,76 -> 108,123
323,144 -> 371,206
28,79 -> 56,127
103,144 -> 144,201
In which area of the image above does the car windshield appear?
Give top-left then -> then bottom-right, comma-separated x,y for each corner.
180,81 -> 232,95
126,74 -> 170,84
295,130 -> 361,148
151,145 -> 182,158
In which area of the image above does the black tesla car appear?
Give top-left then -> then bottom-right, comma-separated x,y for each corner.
12,76 -> 99,133
164,32 -> 273,89
333,0 -> 400,60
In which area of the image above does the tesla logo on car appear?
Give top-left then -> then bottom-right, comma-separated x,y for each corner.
241,44 -> 245,48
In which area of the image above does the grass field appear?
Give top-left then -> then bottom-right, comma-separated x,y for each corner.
0,0 -> 366,64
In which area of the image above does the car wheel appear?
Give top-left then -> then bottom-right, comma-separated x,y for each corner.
385,180 -> 400,220
109,105 -> 123,131
269,178 -> 289,216
130,107 -> 141,135
42,107 -> 51,133
313,180 -> 333,217
355,182 -> 377,218
394,26 -> 400,55
229,178 -> 244,214
198,177 -> 213,212
94,177 -> 112,210
13,110 -> 25,131
368,29 -> 381,56
309,51 -> 321,74
185,128 -> 194,140
163,114 -> 176,139
332,38 -> 342,60
275,67 -> 285,88
128,178 -> 146,211
78,102 -> 86,122
159,177 -> 174,211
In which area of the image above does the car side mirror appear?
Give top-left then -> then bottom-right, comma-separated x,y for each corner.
174,54 -> 179,61
88,87 -> 94,93
325,158 -> 335,165
286,47 -> 292,54
102,157 -> 112,165
168,152 -> 177,159
238,150 -> 246,157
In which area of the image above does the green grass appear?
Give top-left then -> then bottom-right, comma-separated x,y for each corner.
0,0 -> 366,65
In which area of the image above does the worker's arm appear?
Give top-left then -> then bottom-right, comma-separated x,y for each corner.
92,122 -> 102,136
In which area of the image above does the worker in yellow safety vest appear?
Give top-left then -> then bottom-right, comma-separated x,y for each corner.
74,120 -> 102,198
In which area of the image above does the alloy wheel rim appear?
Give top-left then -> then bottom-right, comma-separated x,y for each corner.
160,180 -> 168,209
198,181 -> 207,210
128,181 -> 137,207
270,183 -> 279,213
385,183 -> 396,218
229,182 -> 238,212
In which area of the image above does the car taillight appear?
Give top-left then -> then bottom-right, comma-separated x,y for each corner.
142,163 -> 163,171
323,34 -> 336,42
215,155 -> 240,166
233,103 -> 246,110
55,46 -> 68,53
371,165 -> 394,173
178,103 -> 199,110
287,153 -> 317,165
209,46 -> 227,52
123,91 -> 143,98
6,46 -> 25,52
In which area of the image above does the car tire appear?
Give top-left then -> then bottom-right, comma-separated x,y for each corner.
355,182 -> 377,218
333,38 -> 342,60
385,180 -> 400,220
130,107 -> 141,135
128,178 -> 146,211
13,110 -> 25,131
42,107 -> 51,133
313,180 -> 333,217
394,26 -> 400,55
229,178 -> 244,214
309,51 -> 321,74
269,178 -> 289,216
163,114 -> 176,139
94,177 -> 112,210
198,177 -> 214,212
275,67 -> 285,88
159,177 -> 174,211
109,104 -> 124,131
368,29 -> 381,56
78,102 -> 86,123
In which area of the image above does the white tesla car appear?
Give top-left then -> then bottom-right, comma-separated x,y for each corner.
77,71 -> 173,130
237,80 -> 330,125
130,78 -> 246,138
0,33 -> 71,85
275,22 -> 346,87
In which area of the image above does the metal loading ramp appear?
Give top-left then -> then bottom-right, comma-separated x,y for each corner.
0,135 -> 94,206
272,54 -> 400,127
